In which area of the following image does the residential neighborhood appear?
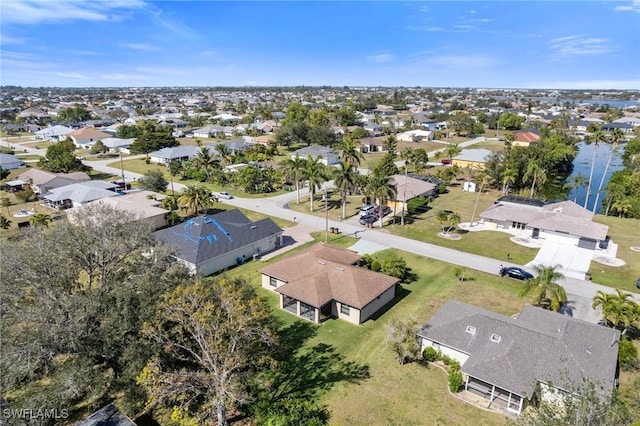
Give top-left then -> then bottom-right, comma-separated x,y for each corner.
2,83 -> 639,426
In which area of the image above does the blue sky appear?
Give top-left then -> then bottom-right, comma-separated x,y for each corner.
1,0 -> 639,89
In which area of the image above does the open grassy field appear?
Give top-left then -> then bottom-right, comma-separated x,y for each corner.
218,240 -> 529,425
288,186 -> 539,266
590,215 -> 640,291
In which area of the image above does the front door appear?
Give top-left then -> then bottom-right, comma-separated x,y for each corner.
532,228 -> 540,239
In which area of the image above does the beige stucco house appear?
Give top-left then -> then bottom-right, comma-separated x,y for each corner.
259,243 -> 398,325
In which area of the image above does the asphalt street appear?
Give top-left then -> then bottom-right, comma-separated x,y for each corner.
6,135 -> 637,322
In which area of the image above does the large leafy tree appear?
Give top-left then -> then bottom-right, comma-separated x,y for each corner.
333,161 -> 358,219
138,169 -> 169,193
39,139 -> 84,173
0,203 -> 188,419
130,122 -> 178,157
58,105 -> 92,123
137,278 -> 278,426
519,264 -> 567,311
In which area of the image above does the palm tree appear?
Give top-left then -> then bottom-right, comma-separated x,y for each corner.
304,155 -> 327,212
435,210 -> 450,234
523,160 -> 546,198
333,161 -> 358,219
444,143 -> 462,163
30,213 -> 51,228
565,173 -> 588,203
283,154 -> 307,204
584,130 -> 603,209
337,135 -> 364,166
593,130 -> 623,214
519,264 -> 567,311
592,289 -> 639,331
501,167 -> 517,195
611,197 -> 633,218
366,173 -> 397,228
193,147 -> 218,182
178,185 -> 212,216
0,214 -> 11,230
215,143 -> 232,166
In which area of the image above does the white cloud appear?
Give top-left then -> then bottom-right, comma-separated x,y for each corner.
549,35 -> 614,57
53,71 -> 89,79
121,43 -> 160,51
101,73 -> 145,81
0,34 -> 27,45
614,0 -> 640,13
1,0 -> 146,25
367,54 -> 395,63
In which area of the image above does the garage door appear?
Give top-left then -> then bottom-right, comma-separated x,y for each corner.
578,237 -> 597,250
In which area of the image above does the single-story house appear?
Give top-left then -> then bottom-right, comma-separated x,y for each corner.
212,113 -> 241,123
17,169 -> 91,195
512,130 -> 541,147
65,127 -> 112,149
0,153 -> 25,170
101,137 -> 135,153
193,125 -> 224,138
68,190 -> 168,230
357,137 -> 387,153
259,243 -> 399,325
452,148 -> 493,170
396,129 -> 435,142
75,403 -> 136,426
363,123 -> 383,136
149,145 -> 201,166
212,139 -> 254,154
388,173 -> 437,212
34,125 -> 74,141
292,144 -> 339,166
601,122 -> 634,133
479,197 -> 609,250
42,180 -> 118,209
154,209 -> 283,277
417,300 -> 620,415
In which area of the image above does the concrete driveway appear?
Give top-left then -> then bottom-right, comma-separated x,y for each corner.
526,242 -> 594,280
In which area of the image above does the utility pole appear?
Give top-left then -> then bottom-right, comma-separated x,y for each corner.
119,150 -> 126,191
324,187 -> 329,242
401,161 -> 408,226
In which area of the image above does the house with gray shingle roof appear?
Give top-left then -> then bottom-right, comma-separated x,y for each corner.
75,403 -> 136,426
292,144 -> 339,165
479,198 -> 608,250
149,145 -> 201,166
154,209 -> 283,276
417,300 -> 620,415
258,243 -> 398,325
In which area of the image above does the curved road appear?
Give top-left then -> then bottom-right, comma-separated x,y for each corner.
8,135 -> 637,321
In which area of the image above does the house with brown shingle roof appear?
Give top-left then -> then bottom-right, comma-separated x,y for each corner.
65,127 -> 111,149
258,243 -> 398,325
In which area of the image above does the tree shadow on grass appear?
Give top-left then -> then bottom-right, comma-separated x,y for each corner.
264,321 -> 370,404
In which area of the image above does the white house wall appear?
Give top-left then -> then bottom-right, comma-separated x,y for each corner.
539,229 -> 580,246
359,285 -> 396,323
420,339 -> 470,365
336,301 -> 361,325
197,234 -> 281,277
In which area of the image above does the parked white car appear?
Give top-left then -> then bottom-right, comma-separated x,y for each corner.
218,192 -> 233,199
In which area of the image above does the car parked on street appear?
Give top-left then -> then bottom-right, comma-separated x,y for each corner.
359,214 -> 377,225
218,192 -> 233,199
499,266 -> 534,281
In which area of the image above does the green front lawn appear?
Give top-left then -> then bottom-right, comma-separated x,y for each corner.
218,239 -> 530,425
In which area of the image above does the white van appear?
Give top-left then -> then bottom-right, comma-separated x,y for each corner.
359,205 -> 375,216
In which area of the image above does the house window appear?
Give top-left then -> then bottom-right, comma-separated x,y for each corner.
269,277 -> 277,287
340,304 -> 351,315
512,221 -> 527,230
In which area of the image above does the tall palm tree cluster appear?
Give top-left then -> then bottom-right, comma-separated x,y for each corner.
592,289 -> 640,333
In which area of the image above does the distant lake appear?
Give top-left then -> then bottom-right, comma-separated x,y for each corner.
533,98 -> 638,110
568,141 -> 625,213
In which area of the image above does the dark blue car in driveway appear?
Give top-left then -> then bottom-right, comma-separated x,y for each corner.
499,266 -> 534,281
